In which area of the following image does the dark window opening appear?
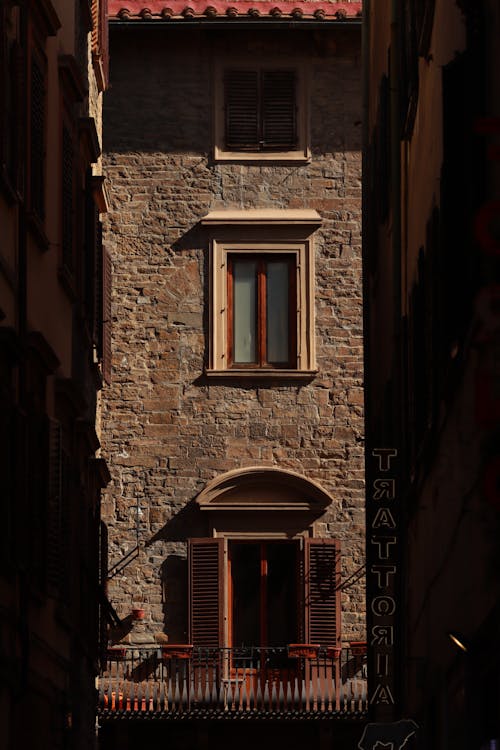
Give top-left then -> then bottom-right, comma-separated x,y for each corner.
230,541 -> 298,649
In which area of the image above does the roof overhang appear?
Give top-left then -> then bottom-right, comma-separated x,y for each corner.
109,1 -> 362,25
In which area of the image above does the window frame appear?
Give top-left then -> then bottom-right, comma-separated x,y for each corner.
203,211 -> 320,379
188,535 -> 341,650
213,59 -> 310,163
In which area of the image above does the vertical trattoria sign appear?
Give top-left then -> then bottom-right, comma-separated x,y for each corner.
367,448 -> 399,719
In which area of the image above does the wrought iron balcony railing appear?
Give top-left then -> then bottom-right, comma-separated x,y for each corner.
98,645 -> 367,718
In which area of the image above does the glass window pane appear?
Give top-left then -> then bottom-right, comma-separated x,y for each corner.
266,261 -> 289,363
233,260 -> 257,363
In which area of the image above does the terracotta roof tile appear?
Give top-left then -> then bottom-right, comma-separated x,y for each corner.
109,0 -> 362,22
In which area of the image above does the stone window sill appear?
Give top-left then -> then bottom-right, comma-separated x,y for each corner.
205,368 -> 318,381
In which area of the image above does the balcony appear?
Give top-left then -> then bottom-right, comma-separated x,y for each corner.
98,645 -> 367,719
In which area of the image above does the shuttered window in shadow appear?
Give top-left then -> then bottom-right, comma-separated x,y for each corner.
225,69 -> 297,152
30,55 -> 45,218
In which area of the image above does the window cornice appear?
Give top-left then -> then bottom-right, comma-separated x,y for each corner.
196,466 -> 334,513
201,209 -> 322,229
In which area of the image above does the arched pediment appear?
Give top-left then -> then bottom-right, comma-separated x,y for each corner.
196,466 -> 333,513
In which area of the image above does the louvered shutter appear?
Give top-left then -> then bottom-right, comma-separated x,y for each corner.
0,405 -> 14,565
262,70 -> 297,149
100,0 -> 109,85
10,41 -> 24,191
62,125 -> 74,270
188,538 -> 224,647
59,449 -> 72,603
304,539 -> 341,647
83,173 -> 96,332
46,419 -> 62,592
99,520 -> 109,663
30,413 -> 47,586
13,409 -> 29,569
102,245 -> 112,383
225,70 -> 259,150
94,218 -> 103,352
30,55 -> 45,218
91,0 -> 99,53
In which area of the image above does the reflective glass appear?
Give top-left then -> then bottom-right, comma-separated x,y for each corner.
233,260 -> 257,363
266,261 -> 289,363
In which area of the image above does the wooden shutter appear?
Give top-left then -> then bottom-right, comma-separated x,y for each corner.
102,245 -> 112,383
83,172 -> 97,334
30,413 -> 47,586
99,520 -> 109,661
304,539 -> 341,646
0,405 -> 14,565
13,409 -> 29,569
100,0 -> 109,86
61,125 -> 74,270
262,70 -> 297,149
188,538 -> 224,647
225,70 -> 259,150
91,0 -> 109,89
11,42 -> 24,189
94,217 -> 103,352
46,419 -> 62,592
59,449 -> 72,602
30,55 -> 45,218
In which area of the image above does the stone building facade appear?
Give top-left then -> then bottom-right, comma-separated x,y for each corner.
102,3 -> 364,641
99,1 -> 365,746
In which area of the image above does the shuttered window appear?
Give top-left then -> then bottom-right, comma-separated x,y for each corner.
91,0 -> 109,91
61,125 -> 74,271
1,25 -> 23,192
84,171 -> 98,338
46,419 -> 62,592
189,537 -> 341,649
101,246 -> 112,383
225,69 -> 297,152
189,538 -> 224,647
304,539 -> 341,647
30,55 -> 45,218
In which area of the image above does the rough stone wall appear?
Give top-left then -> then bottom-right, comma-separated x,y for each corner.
101,27 -> 364,644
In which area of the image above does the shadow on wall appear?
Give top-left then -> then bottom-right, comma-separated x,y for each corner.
160,555 -> 189,642
145,501 -> 208,641
104,28 -> 362,155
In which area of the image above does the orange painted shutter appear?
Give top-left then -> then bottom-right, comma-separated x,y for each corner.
304,539 -> 341,647
188,538 -> 224,647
